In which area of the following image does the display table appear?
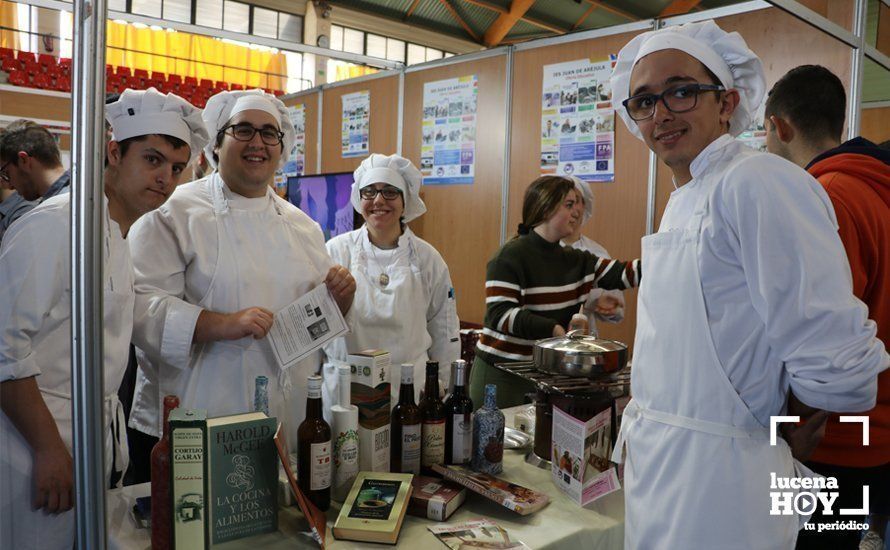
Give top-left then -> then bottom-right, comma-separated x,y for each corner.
107,407 -> 624,549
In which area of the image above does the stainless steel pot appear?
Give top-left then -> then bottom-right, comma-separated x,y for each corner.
532,330 -> 628,379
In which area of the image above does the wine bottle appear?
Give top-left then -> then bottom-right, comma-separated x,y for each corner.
472,384 -> 505,474
298,374 -> 332,511
331,365 -> 359,501
254,375 -> 270,416
151,394 -> 180,550
419,361 -> 446,475
390,363 -> 422,474
444,360 -> 473,465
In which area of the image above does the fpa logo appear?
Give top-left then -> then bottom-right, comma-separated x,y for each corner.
768,416 -> 870,520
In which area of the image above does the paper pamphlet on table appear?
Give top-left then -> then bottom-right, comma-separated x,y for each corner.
428,519 -> 531,549
551,405 -> 620,506
269,283 -> 348,370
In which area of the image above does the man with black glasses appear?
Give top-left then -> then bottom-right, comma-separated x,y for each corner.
608,21 -> 887,549
127,90 -> 356,460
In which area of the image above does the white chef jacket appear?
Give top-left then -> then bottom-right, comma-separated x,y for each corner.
322,225 -> 460,406
128,175 -> 335,447
656,134 -> 886,423
0,194 -> 135,549
560,235 -> 625,335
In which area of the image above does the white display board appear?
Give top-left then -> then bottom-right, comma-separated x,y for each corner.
341,90 -> 370,158
420,75 -> 478,185
541,58 -> 616,182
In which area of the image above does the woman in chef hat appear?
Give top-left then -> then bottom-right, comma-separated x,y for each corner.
322,153 -> 460,411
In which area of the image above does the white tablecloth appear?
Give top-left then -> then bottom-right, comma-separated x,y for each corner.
107,407 -> 625,549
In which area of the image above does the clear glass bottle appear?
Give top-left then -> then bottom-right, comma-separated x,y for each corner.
472,384 -> 504,474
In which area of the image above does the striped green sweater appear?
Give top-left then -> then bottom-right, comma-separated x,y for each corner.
476,230 -> 641,363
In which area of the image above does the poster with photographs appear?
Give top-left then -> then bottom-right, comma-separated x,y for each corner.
284,104 -> 306,177
420,75 -> 478,185
341,90 -> 370,158
541,57 -> 616,182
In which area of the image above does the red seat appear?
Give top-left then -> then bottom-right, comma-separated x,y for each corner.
38,53 -> 56,67
106,73 -> 122,93
59,57 -> 72,68
0,47 -> 14,60
134,68 -> 149,79
32,72 -> 52,89
55,75 -> 71,92
215,80 -> 228,90
273,90 -> 285,97
199,78 -> 212,88
106,64 -> 114,76
8,69 -> 29,87
16,51 -> 36,64
230,83 -> 244,91
116,65 -> 131,77
24,61 -> 42,75
167,74 -> 182,85
1,57 -> 20,72
151,71 -> 166,81
184,76 -> 197,86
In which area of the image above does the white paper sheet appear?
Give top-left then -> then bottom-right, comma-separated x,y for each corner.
268,283 -> 348,370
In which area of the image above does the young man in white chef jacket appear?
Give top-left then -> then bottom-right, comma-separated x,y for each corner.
608,20 -> 888,549
0,88 -> 209,549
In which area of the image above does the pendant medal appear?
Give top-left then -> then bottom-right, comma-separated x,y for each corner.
378,273 -> 390,287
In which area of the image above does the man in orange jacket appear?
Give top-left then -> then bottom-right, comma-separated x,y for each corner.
766,64 -> 889,550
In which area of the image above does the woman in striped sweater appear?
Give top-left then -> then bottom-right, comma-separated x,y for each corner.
469,176 -> 641,408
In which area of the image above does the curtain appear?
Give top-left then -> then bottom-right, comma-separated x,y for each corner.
105,20 -> 287,90
0,1 -> 20,50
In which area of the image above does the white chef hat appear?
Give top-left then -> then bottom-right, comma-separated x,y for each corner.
352,153 -> 427,222
566,176 -> 594,223
202,89 -> 296,169
611,20 -> 765,140
106,88 -> 210,162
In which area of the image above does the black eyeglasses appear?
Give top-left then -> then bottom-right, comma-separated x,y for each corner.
220,123 -> 285,146
0,161 -> 10,182
622,83 -> 725,121
360,186 -> 402,200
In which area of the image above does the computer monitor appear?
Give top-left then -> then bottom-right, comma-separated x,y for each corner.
286,172 -> 356,240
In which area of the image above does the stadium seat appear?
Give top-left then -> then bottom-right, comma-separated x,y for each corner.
23,61 -> 42,75
8,70 -> 29,87
16,51 -> 36,64
32,72 -> 52,89
230,83 -> 244,91
116,65 -> 131,77
55,75 -> 71,93
215,81 -> 229,90
106,73 -> 122,93
168,74 -> 182,85
199,78 -> 213,88
38,53 -> 56,68
134,68 -> 149,79
273,90 -> 285,97
184,75 -> 198,86
1,57 -> 20,73
0,47 -> 14,60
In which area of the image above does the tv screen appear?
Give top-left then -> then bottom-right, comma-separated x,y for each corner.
286,172 -> 356,240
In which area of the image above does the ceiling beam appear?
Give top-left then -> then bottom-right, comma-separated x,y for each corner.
463,0 -> 570,35
572,3 -> 597,30
658,0 -> 702,17
522,15 -> 569,34
483,0 -> 537,47
438,0 -> 481,42
462,0 -> 507,14
405,0 -> 421,20
583,0 -> 637,21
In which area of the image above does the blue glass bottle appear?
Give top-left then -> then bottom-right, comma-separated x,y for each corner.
254,375 -> 270,416
472,384 -> 504,474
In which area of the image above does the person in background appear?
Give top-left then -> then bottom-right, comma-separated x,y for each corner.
0,120 -> 70,243
127,89 -> 356,457
764,64 -> 889,550
0,88 -> 207,549
559,176 -> 625,336
608,20 -> 887,549
470,175 -> 641,408
322,154 -> 460,411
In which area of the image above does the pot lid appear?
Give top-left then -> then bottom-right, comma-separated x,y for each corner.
534,330 -> 627,356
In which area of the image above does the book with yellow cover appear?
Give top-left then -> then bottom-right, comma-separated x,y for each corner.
332,472 -> 414,545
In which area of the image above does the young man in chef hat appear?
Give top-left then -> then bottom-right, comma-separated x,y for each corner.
127,89 -> 356,457
608,20 -> 888,549
0,88 -> 209,549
